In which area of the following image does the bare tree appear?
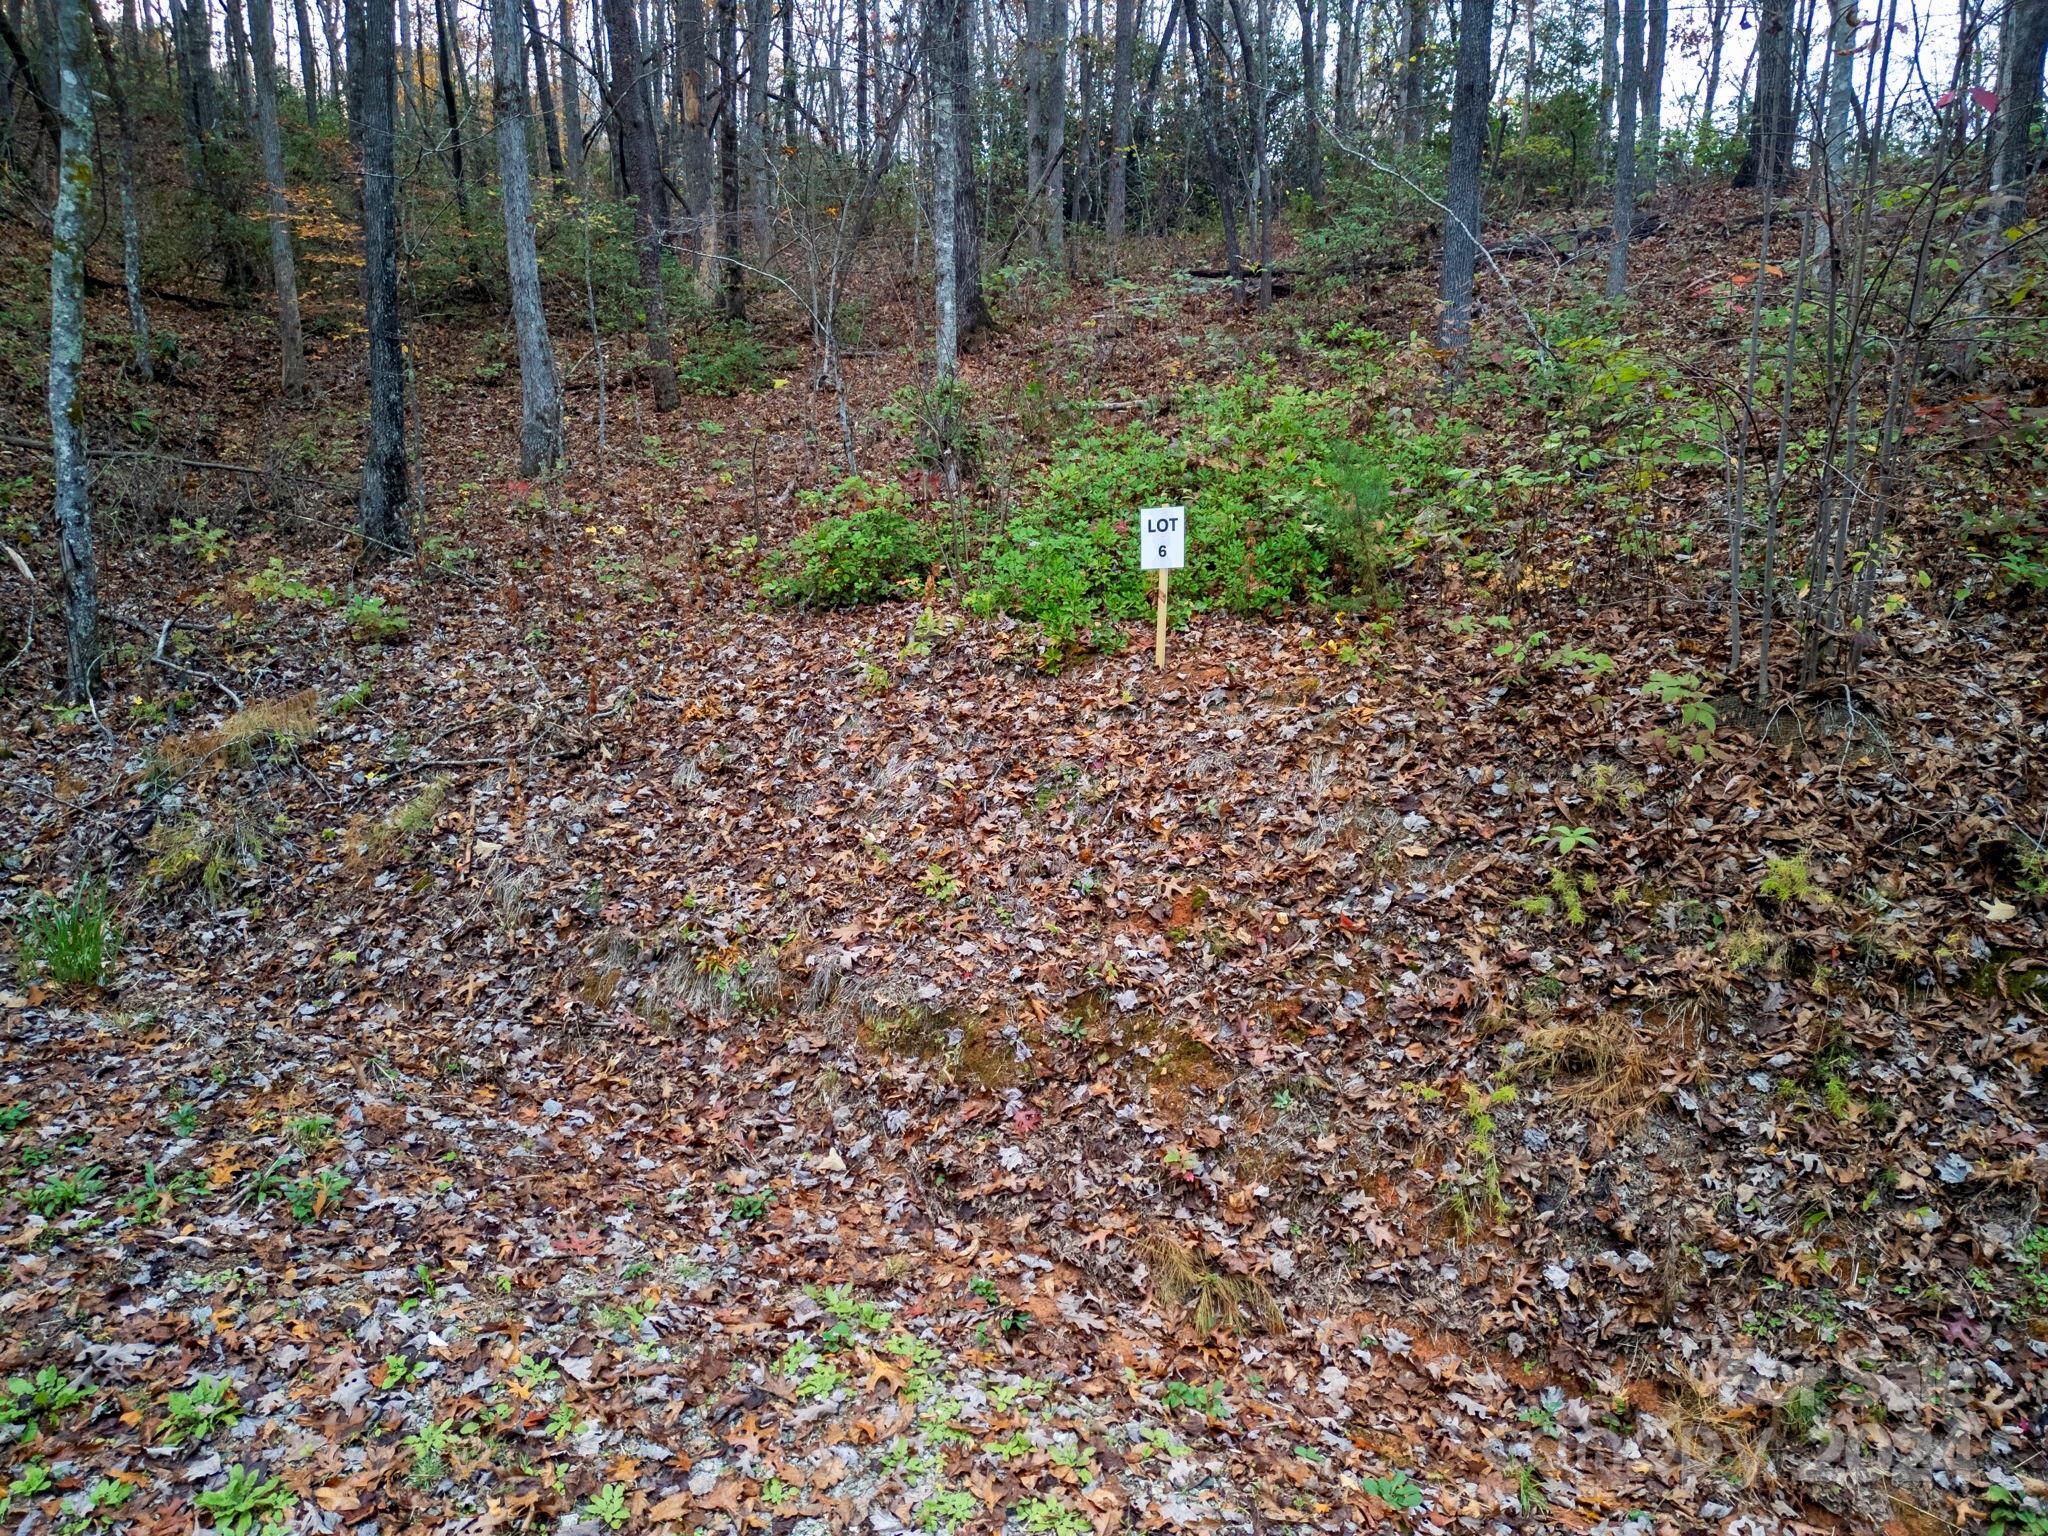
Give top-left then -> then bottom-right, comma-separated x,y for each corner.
1438,0 -> 1491,350
603,0 -> 682,404
292,0 -> 321,122
352,0 -> 413,556
1734,0 -> 1793,189
492,0 -> 564,468
49,0 -> 98,699
1607,0 -> 1641,295
1638,0 -> 1663,183
249,0 -> 309,393
1104,0 -> 1136,260
1398,0 -> 1428,144
88,0 -> 151,379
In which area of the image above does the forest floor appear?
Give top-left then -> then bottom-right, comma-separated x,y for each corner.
2,187 -> 2047,1536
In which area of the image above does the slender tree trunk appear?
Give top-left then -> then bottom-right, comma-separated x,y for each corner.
1296,0 -> 1321,198
491,0 -> 563,467
746,0 -> 770,253
226,0 -> 256,123
717,0 -> 743,314
432,0 -> 469,213
1333,0 -> 1355,127
88,0 -> 152,379
50,0 -> 97,701
293,0 -> 321,121
318,0 -> 345,126
1607,0 -> 1640,295
678,0 -> 711,276
1733,0 -> 1792,189
949,0 -> 987,334
353,0 -> 413,556
249,0 -> 308,392
1637,0 -> 1663,184
1695,0 -> 1726,152
1437,0 -> 1490,350
1397,0 -> 1427,144
931,0 -> 956,380
1043,0 -> 1065,256
1104,0 -> 1135,260
1185,0 -> 1238,283
523,0 -> 563,182
558,0 -> 582,176
1598,0 -> 1615,158
603,0 -> 681,403
780,0 -> 793,143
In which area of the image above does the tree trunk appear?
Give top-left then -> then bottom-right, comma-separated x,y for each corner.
1637,0 -> 1663,185
1607,0 -> 1640,295
1185,0 -> 1238,284
1333,0 -> 1356,128
1042,0 -> 1066,256
1732,0 -> 1792,189
353,0 -> 413,555
318,0 -> 345,126
1397,0 -> 1427,144
780,0 -> 793,144
603,0 -> 681,403
716,0 -> 743,316
1695,0 -> 1726,151
50,0 -> 97,701
491,0 -> 563,468
745,0 -> 770,254
677,0 -> 711,276
1104,0 -> 1134,260
559,0 -> 582,176
1437,0 -> 1489,350
1296,0 -> 1321,198
1994,0 -> 2047,189
293,0 -> 320,121
949,0 -> 987,335
224,0 -> 255,125
249,0 -> 308,392
931,0 -> 956,380
523,0 -> 564,183
88,0 -> 153,379
433,0 -> 469,214
1598,0 -> 1615,158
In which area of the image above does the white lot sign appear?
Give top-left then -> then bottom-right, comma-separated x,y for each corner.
1140,506 -> 1186,571
1140,506 -> 1186,669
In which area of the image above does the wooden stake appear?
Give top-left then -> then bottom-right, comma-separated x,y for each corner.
1155,566 -> 1169,670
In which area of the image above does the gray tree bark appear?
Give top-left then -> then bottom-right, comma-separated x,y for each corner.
930,0 -> 956,380
1436,0 -> 1490,350
1733,0 -> 1793,189
676,0 -> 712,282
49,0 -> 98,700
292,0 -> 320,121
603,0 -> 681,403
948,0 -> 988,335
1994,0 -> 2048,189
522,0 -> 564,183
353,0 -> 413,555
716,0 -> 743,316
746,0 -> 770,254
491,0 -> 564,468
1598,0 -> 1615,157
1103,0 -> 1135,259
88,0 -> 152,379
559,0 -> 583,176
432,0 -> 469,215
1397,0 -> 1427,144
1607,0 -> 1640,295
249,0 -> 308,393
1638,0 -> 1664,185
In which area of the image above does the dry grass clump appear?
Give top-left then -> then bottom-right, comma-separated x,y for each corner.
1138,1233 -> 1282,1336
153,691 -> 320,781
1522,1011 -> 1663,1122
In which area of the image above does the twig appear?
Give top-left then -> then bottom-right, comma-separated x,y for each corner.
1,542 -> 35,675
108,611 -> 245,710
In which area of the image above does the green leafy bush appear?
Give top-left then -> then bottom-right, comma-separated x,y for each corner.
966,376 -> 1415,660
677,322 -> 771,396
765,479 -> 935,608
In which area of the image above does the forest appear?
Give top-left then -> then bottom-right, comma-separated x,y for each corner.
0,0 -> 2046,1525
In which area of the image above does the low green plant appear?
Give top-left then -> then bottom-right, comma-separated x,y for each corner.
2017,1226 -> 2048,1314
344,593 -> 409,642
243,558 -> 335,606
677,321 -> 770,396
1361,1469 -> 1427,1511
194,1467 -> 295,1535
1160,1379 -> 1226,1416
1986,1482 -> 2048,1536
14,883 -> 118,988
21,1166 -> 104,1218
584,1482 -> 630,1530
916,1488 -> 978,1533
1760,855 -> 1830,907
0,1105 -> 30,1133
164,1375 -> 240,1444
764,479 -> 935,608
0,1368 -> 94,1435
168,515 -> 231,565
1015,1494 -> 1090,1536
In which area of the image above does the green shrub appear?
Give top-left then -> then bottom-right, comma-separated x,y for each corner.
765,479 -> 935,607
14,882 -> 118,988
677,321 -> 770,396
966,375 -> 1414,660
